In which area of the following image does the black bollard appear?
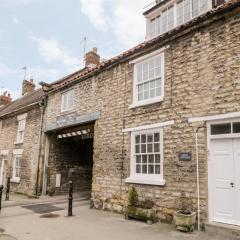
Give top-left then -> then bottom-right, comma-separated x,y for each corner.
5,177 -> 10,201
0,185 -> 3,211
68,181 -> 73,216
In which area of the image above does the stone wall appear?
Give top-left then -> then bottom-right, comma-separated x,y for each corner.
44,8 -> 240,223
0,107 -> 41,196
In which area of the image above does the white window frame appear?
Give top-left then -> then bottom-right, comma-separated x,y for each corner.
16,113 -> 27,144
126,127 -> 166,186
61,89 -> 75,113
146,0 -> 212,40
11,153 -> 22,183
130,49 -> 165,108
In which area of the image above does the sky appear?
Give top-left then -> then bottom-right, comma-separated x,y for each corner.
0,0 -> 152,99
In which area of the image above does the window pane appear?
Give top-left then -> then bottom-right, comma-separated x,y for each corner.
137,64 -> 143,82
136,155 -> 141,163
148,165 -> 154,174
135,145 -> 140,154
144,82 -> 150,100
142,165 -> 147,174
156,87 -> 161,97
135,135 -> 140,144
154,133 -> 160,142
151,19 -> 156,37
177,0 -> 184,25
150,89 -> 155,98
138,84 -> 144,101
149,60 -> 154,79
148,154 -> 154,163
141,144 -> 146,153
147,144 -> 153,153
200,0 -> 208,13
141,134 -> 146,143
211,123 -> 231,135
142,155 -> 147,163
192,0 -> 199,17
154,143 -> 160,152
143,63 -> 148,81
184,0 -> 191,22
155,165 -> 161,174
168,6 -> 174,30
136,165 -> 141,173
147,134 -> 153,143
156,16 -> 161,35
156,78 -> 161,87
155,154 -> 161,163
233,122 -> 240,133
161,9 -> 168,33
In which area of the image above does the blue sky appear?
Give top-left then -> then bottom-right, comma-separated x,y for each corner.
0,0 -> 150,99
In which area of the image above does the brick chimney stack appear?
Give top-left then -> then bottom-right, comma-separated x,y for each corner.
0,91 -> 12,107
22,79 -> 36,96
85,47 -> 100,68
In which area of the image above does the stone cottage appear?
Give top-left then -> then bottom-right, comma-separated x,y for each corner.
0,80 -> 45,196
39,0 -> 240,228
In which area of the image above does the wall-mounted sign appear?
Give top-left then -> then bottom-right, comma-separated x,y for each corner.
179,152 -> 192,161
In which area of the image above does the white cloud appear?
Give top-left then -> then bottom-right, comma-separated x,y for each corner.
12,16 -> 19,24
79,0 -> 149,49
31,35 -> 83,69
79,0 -> 109,31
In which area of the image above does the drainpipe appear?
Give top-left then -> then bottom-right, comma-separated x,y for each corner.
195,125 -> 206,231
35,96 -> 47,196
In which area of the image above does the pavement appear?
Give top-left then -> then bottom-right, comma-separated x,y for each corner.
0,193 -> 228,240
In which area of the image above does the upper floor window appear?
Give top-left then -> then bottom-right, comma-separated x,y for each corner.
16,113 -> 27,144
147,0 -> 211,40
61,89 -> 74,112
131,50 -> 164,108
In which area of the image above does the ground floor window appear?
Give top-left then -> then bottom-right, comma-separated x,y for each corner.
126,127 -> 165,185
12,155 -> 21,181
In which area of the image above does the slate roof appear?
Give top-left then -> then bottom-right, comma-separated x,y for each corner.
40,0 -> 240,93
0,89 -> 44,118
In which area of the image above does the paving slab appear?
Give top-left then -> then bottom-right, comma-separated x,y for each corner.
0,198 -> 228,240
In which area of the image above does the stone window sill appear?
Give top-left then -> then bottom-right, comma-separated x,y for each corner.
129,97 -> 164,109
125,177 -> 166,186
14,141 -> 23,145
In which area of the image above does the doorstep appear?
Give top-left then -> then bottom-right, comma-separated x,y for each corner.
204,222 -> 240,240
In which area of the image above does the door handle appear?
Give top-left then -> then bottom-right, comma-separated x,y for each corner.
230,182 -> 235,188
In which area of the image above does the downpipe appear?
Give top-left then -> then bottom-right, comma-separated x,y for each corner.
195,125 -> 206,231
35,96 -> 47,196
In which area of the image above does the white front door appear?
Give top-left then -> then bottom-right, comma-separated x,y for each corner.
234,138 -> 240,225
0,157 -> 7,187
211,138 -> 240,225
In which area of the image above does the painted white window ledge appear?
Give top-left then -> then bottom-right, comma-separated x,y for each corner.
14,141 -> 24,145
125,177 -> 166,186
129,97 -> 164,109
10,178 -> 20,183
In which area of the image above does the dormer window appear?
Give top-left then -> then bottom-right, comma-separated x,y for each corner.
146,0 -> 212,40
